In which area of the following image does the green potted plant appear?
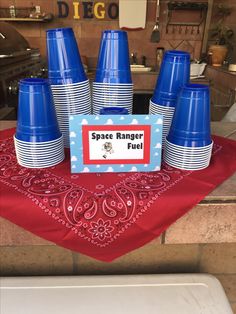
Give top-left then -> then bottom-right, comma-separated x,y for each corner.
208,4 -> 234,66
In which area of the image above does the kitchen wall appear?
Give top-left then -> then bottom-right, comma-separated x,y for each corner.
0,0 -> 209,69
1,0 -> 235,66
208,0 -> 236,63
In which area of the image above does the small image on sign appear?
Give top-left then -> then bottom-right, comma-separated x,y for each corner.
102,141 -> 114,159
69,115 -> 163,173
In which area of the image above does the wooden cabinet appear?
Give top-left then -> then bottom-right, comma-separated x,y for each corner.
205,66 -> 236,121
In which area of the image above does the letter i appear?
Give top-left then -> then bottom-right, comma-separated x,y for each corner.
73,2 -> 80,19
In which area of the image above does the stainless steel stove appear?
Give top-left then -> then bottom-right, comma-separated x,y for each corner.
0,22 -> 46,119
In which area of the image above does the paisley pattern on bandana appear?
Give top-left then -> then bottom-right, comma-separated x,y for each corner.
0,136 -> 223,248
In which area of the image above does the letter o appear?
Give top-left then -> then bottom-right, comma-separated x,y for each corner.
108,2 -> 119,19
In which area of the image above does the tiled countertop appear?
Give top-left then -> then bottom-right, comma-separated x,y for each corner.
0,121 -> 235,247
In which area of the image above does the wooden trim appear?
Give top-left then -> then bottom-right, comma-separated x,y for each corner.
0,17 -> 49,22
202,0 -> 214,54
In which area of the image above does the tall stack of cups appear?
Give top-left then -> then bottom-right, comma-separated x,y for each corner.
149,50 -> 190,145
93,30 -> 133,115
14,78 -> 65,168
46,27 -> 91,147
164,84 -> 213,170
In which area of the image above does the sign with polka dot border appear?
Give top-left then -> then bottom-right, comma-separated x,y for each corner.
69,114 -> 163,173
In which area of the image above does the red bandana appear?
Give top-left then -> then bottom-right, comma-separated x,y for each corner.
0,128 -> 236,262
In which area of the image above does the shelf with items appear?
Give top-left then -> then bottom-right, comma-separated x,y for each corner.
166,1 -> 208,34
0,17 -> 53,22
0,6 -> 53,22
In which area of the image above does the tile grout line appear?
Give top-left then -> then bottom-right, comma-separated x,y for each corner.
196,243 -> 203,272
225,130 -> 236,139
161,231 -> 166,244
72,252 -> 80,274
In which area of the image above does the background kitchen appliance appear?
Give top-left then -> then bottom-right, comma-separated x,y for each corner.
0,22 -> 46,120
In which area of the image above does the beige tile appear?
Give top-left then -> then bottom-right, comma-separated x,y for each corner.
229,132 -> 236,141
199,243 -> 236,274
211,122 -> 236,138
0,120 -> 16,131
0,245 -> 73,276
0,217 -> 53,246
231,302 -> 236,314
216,275 -> 236,303
207,173 -> 236,200
73,243 -> 200,275
165,204 -> 236,244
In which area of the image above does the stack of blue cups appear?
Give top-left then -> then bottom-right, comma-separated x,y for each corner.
93,30 -> 133,115
47,27 -> 91,147
14,78 -> 65,168
149,50 -> 190,146
164,84 -> 213,170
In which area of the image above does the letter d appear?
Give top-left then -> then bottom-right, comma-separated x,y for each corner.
57,1 -> 69,18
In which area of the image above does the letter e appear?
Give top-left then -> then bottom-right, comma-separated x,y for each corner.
83,2 -> 94,19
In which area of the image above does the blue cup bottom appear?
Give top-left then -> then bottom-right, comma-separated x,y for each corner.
48,70 -> 87,85
15,129 -> 62,143
95,77 -> 132,84
152,90 -> 177,101
151,96 -> 176,108
95,70 -> 132,84
167,133 -> 212,148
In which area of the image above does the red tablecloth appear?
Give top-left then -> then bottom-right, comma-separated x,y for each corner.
0,128 -> 236,262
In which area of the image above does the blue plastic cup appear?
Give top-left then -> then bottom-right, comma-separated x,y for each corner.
95,30 -> 132,84
46,27 -> 87,84
152,50 -> 190,107
167,84 -> 212,147
99,107 -> 129,115
15,78 -> 61,142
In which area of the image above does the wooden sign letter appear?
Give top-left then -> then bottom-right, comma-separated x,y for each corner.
57,1 -> 69,18
73,2 -> 80,19
83,2 -> 94,19
94,2 -> 105,19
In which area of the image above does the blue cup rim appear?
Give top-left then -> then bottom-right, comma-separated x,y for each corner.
165,50 -> 190,57
46,27 -> 72,33
103,30 -> 127,35
20,78 -> 48,86
183,83 -> 209,91
104,30 -> 126,34
46,27 -> 73,38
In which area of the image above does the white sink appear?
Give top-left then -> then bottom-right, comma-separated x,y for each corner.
0,274 -> 233,314
190,63 -> 207,78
